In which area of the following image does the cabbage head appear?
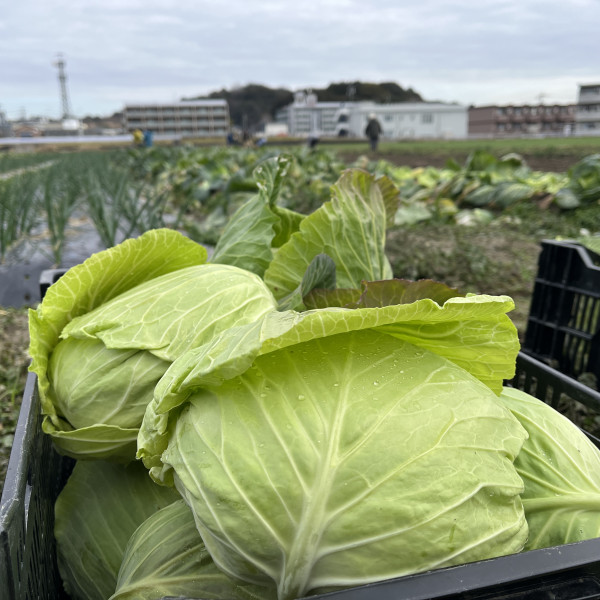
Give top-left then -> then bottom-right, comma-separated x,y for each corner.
139,297 -> 528,599
29,229 -> 277,460
55,460 -> 179,600
499,387 -> 600,550
110,500 -> 277,600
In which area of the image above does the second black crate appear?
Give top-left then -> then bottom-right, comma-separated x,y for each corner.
523,239 -> 600,388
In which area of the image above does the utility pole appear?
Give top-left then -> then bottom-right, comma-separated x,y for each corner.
53,53 -> 72,119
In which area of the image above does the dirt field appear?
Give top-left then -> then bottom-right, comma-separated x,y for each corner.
338,150 -> 584,173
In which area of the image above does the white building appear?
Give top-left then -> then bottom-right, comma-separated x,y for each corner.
123,100 -> 229,138
275,92 -> 343,137
276,92 -> 467,139
339,102 -> 467,139
575,84 -> 600,136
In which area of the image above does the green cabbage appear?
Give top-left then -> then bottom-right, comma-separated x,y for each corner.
499,387 -> 600,550
30,229 -> 277,460
55,460 -> 179,600
110,500 -> 277,600
139,298 -> 527,599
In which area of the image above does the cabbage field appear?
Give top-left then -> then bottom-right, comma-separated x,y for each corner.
1,144 -> 599,259
1,141 -> 600,598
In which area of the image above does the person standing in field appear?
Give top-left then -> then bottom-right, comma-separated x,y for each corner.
365,113 -> 382,151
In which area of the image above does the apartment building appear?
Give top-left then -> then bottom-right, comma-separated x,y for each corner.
468,104 -> 575,137
575,84 -> 600,135
123,100 -> 229,137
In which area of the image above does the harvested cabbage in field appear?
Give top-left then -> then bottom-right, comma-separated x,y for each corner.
29,229 -> 277,460
55,460 -> 179,600
499,387 -> 600,550
110,500 -> 277,600
139,298 -> 527,600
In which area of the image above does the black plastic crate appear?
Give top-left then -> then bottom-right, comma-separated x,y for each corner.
0,373 -> 74,600
0,267 -> 74,600
39,268 -> 68,302
523,239 -> 600,389
3,271 -> 600,600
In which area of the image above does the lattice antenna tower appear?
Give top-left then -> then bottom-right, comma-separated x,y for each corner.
53,53 -> 72,119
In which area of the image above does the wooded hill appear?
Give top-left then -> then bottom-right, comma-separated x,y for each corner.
191,81 -> 424,130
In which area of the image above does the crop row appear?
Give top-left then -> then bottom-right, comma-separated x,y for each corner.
1,145 -> 599,268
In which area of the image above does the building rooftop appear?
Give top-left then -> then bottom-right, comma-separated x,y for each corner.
124,99 -> 228,108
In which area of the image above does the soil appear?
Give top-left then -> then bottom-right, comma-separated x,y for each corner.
384,225 -> 540,338
338,151 -> 580,173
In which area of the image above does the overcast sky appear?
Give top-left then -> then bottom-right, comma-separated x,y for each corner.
2,0 -> 599,120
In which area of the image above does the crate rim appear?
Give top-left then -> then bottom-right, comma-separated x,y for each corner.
540,238 -> 600,272
0,370 -> 37,521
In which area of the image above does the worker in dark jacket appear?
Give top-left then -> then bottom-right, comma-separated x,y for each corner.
365,113 -> 382,151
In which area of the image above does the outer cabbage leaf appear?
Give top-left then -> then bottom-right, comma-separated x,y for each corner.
210,194 -> 278,275
55,460 -> 179,600
139,295 -> 519,485
151,330 -> 527,600
211,155 -> 304,275
277,253 -> 337,312
60,264 -> 277,361
304,278 -> 464,310
499,387 -> 600,550
140,294 -> 520,478
110,500 -> 277,600
554,187 -> 580,209
263,169 -> 394,303
568,154 -> 600,203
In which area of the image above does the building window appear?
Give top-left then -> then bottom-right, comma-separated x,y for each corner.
421,113 -> 433,124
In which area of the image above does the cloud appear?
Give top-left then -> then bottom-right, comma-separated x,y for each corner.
1,0 -> 598,118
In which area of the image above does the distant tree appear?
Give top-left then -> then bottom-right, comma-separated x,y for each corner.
314,81 -> 423,103
189,84 -> 293,132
